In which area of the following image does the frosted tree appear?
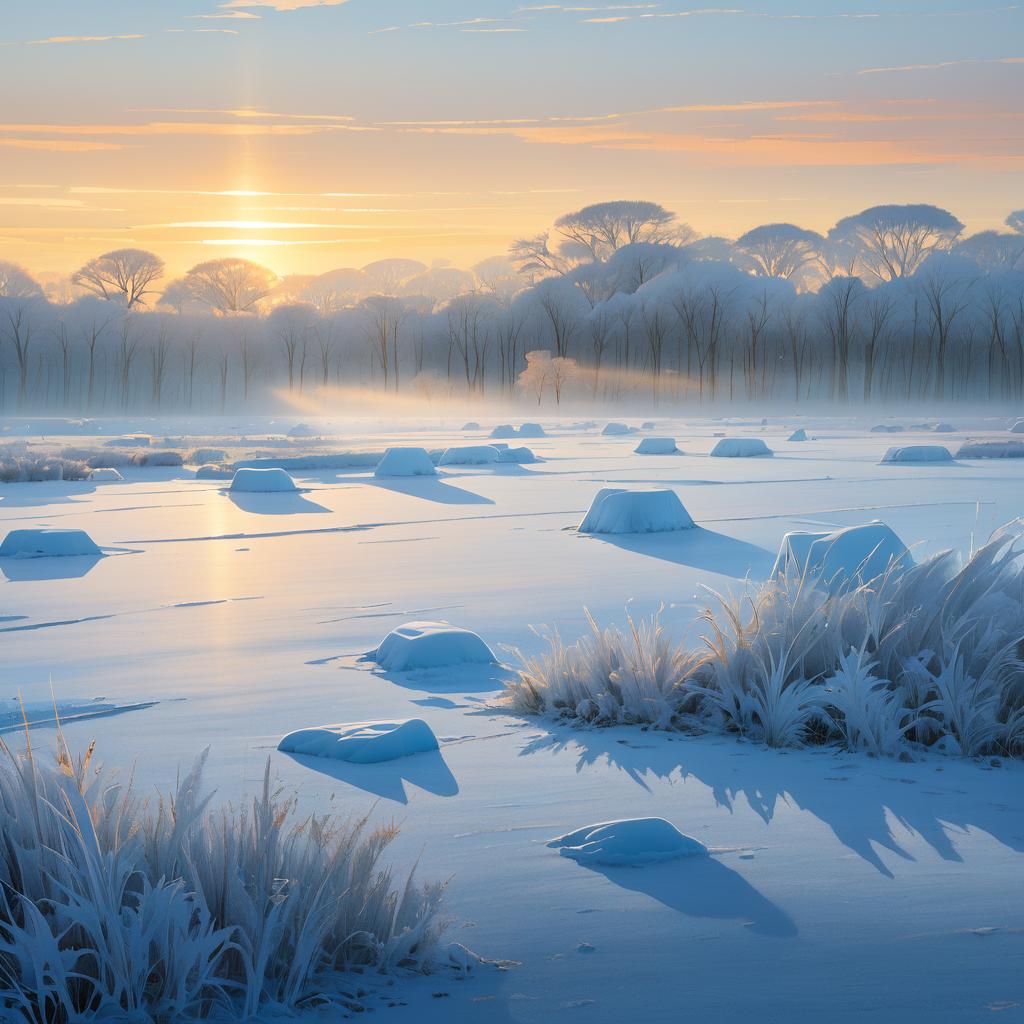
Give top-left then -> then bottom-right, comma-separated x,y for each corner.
955,231 -> 1024,273
735,223 -> 824,281
0,261 -> 43,299
72,249 -> 165,308
178,258 -> 278,315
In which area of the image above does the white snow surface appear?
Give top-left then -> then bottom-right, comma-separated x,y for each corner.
0,528 -> 102,558
880,444 -> 955,463
374,446 -> 438,478
229,467 -> 298,492
579,488 -> 695,534
710,437 -> 773,457
4,414 -> 1024,1023
368,620 -> 497,671
278,718 -> 439,763
90,467 -> 124,481
634,437 -> 679,455
547,817 -> 709,866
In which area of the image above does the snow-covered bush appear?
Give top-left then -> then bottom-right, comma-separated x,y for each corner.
0,455 -> 90,483
133,450 -> 184,467
506,525 -> 1024,759
0,738 -> 445,1021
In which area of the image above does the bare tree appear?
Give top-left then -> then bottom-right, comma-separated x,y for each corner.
735,224 -> 823,282
177,258 -> 278,314
73,249 -> 165,308
0,262 -> 43,299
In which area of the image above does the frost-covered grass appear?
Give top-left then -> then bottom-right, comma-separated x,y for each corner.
0,735 -> 446,1022
0,455 -> 90,483
506,527 -> 1024,758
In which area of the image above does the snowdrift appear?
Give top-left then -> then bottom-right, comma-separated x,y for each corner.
880,445 -> 954,464
438,445 -> 501,466
517,422 -> 546,438
90,467 -> 123,482
287,422 -> 315,437
374,446 -> 438,478
461,421 -> 480,430
278,719 -> 439,763
710,437 -> 773,458
195,464 -> 232,480
870,424 -> 904,433
0,528 -> 102,558
1010,419 -> 1024,434
579,488 -> 695,535
957,439 -> 1024,459
771,522 -> 912,588
497,446 -> 538,464
489,425 -> 517,439
788,428 -> 808,442
368,621 -> 497,671
548,818 -> 708,866
601,422 -> 635,436
229,467 -> 299,492
933,423 -> 955,433
634,437 -> 679,455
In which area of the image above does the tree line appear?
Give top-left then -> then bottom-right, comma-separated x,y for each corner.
2,200 -> 1024,413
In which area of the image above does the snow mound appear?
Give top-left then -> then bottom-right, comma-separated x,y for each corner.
710,437 -> 773,458
461,421 -> 480,430
870,424 -> 904,433
0,528 -> 102,559
933,423 -> 955,433
135,451 -> 183,467
788,428 -> 808,442
880,445 -> 954,464
601,422 -> 634,436
772,521 -> 913,589
104,435 -> 150,447
229,467 -> 298,492
287,422 -> 315,437
579,488 -> 695,535
634,437 -> 678,455
438,445 -> 501,466
547,818 -> 708,866
374,446 -> 438,478
497,446 -> 538,464
278,718 -> 439,764
195,464 -> 232,480
517,422 -> 546,438
1010,419 -> 1024,434
489,424 -> 517,439
368,621 -> 497,671
957,439 -> 1024,459
90,467 -> 123,482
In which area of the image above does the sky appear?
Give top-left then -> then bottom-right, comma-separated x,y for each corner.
1,0 -> 1021,281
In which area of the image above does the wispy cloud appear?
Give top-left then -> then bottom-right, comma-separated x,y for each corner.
859,55 -> 1024,75
26,34 -> 145,46
219,0 -> 350,9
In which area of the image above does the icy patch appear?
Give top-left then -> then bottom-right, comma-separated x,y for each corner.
579,488 -> 695,535
772,521 -> 913,588
710,437 -> 773,458
601,422 -> 635,436
880,445 -> 954,464
374,446 -> 438,478
368,621 -> 497,671
278,718 -> 439,763
438,445 -> 501,466
787,428 -> 808,442
90,467 -> 123,482
0,528 -> 102,559
634,437 -> 678,455
547,818 -> 708,866
229,467 -> 298,492
0,697 -> 157,733
957,439 -> 1024,459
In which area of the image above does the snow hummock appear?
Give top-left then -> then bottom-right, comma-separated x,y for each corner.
90,467 -> 123,482
788,428 -> 808,442
438,445 -> 501,466
278,718 -> 439,764
374,446 -> 438,478
0,528 -> 102,559
547,818 -> 708,866
287,422 -> 315,438
634,437 -> 679,455
517,422 -> 546,438
489,425 -> 518,439
367,621 -> 497,671
710,437 -> 773,458
229,467 -> 299,492
1009,419 -> 1024,434
880,445 -> 954,464
579,488 -> 695,535
771,521 -> 913,588
461,421 -> 480,430
195,464 -> 232,480
957,439 -> 1024,459
497,446 -> 538,464
933,423 -> 955,433
602,422 -> 635,436
870,424 -> 904,433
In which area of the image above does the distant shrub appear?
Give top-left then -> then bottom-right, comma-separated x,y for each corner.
0,455 -> 90,483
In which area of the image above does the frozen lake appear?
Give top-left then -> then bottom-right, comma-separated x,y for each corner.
3,416 -> 1023,1022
